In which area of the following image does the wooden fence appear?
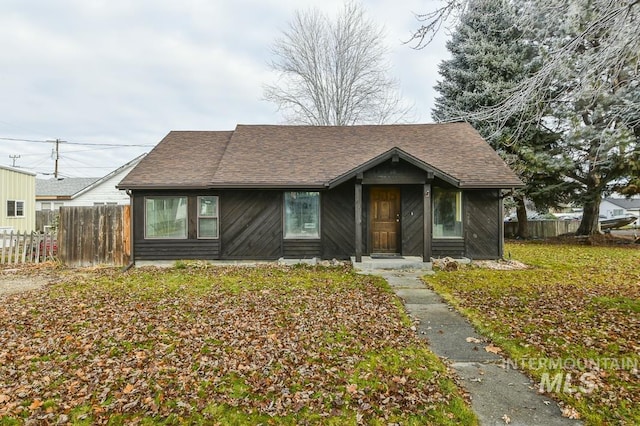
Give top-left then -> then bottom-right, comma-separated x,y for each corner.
58,205 -> 131,267
504,220 -> 580,239
0,230 -> 57,264
36,210 -> 57,232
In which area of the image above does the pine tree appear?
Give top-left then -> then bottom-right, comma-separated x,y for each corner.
416,0 -> 640,235
529,1 -> 640,234
431,0 -> 570,238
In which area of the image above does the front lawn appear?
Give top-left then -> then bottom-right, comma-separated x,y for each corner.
424,243 -> 640,425
0,264 -> 475,425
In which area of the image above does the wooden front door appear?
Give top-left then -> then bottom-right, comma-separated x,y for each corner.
370,187 -> 401,253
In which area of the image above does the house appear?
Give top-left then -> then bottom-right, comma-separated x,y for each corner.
36,154 -> 145,211
117,124 -> 523,263
600,197 -> 640,219
0,164 -> 36,232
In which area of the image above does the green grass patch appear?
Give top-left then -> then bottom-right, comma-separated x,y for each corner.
425,242 -> 640,425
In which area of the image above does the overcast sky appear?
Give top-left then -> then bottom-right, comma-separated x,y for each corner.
0,0 -> 450,178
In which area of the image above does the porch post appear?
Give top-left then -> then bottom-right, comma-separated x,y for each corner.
355,179 -> 363,262
423,183 -> 431,261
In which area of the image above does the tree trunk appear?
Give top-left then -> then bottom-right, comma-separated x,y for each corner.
576,195 -> 601,235
514,195 -> 529,239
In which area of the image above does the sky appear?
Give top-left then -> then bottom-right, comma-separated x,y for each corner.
0,0 -> 450,179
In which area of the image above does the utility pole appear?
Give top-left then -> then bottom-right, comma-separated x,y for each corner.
54,138 -> 59,178
9,155 -> 20,167
48,138 -> 65,178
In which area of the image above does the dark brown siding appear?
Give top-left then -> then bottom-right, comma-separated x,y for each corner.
432,239 -> 465,258
132,191 -> 220,261
283,240 -> 322,258
322,181 -> 355,259
465,190 -> 501,259
401,186 -> 423,256
220,190 -> 282,260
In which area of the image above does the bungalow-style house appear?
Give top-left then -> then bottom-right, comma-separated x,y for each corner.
0,164 -> 36,233
117,124 -> 523,263
36,154 -> 145,211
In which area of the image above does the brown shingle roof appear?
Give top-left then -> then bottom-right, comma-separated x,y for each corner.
118,123 -> 522,189
118,131 -> 232,189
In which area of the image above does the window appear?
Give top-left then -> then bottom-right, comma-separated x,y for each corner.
53,202 -> 64,210
198,196 -> 219,239
433,189 -> 462,238
613,209 -> 624,216
145,196 -> 188,239
41,202 -> 52,211
284,192 -> 320,239
7,200 -> 24,217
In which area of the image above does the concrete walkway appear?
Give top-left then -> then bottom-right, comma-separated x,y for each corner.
372,270 -> 582,426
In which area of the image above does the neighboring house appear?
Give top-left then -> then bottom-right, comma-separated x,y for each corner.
117,124 -> 523,263
36,154 -> 145,211
0,164 -> 36,232
600,197 -> 640,219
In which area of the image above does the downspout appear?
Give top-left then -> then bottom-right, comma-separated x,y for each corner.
121,189 -> 135,272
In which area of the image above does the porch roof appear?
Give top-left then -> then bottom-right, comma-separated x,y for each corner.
118,123 -> 523,190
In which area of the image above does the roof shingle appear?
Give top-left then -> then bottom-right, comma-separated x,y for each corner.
118,123 -> 523,189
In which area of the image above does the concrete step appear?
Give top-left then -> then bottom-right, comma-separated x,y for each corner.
351,256 -> 432,272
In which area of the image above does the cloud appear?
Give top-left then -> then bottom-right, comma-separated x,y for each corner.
0,0 -> 449,177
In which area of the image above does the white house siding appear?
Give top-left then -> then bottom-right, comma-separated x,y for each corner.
66,167 -> 133,207
35,156 -> 143,211
0,165 -> 36,232
600,199 -> 640,219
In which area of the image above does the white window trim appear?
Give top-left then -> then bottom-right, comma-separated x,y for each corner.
197,196 -> 219,239
7,200 -> 25,218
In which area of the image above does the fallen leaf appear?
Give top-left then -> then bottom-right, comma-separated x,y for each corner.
346,384 -> 358,394
484,344 -> 502,354
466,337 -> 482,343
501,414 -> 511,424
123,383 -> 134,394
561,406 -> 581,419
29,399 -> 43,410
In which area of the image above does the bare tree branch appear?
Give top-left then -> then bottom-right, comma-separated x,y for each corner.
264,2 -> 413,125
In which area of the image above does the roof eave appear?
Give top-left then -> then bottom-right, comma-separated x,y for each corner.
118,183 -> 327,191
458,182 -> 525,189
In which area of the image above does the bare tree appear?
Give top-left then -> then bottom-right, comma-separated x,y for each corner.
264,2 -> 413,125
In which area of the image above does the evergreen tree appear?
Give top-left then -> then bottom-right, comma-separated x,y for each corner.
431,0 -> 570,238
529,1 -> 640,234
417,0 -> 640,235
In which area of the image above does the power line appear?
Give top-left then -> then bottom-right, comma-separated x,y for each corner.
0,136 -> 154,147
0,137 -> 50,143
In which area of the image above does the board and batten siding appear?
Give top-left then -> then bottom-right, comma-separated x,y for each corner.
0,166 -> 36,232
